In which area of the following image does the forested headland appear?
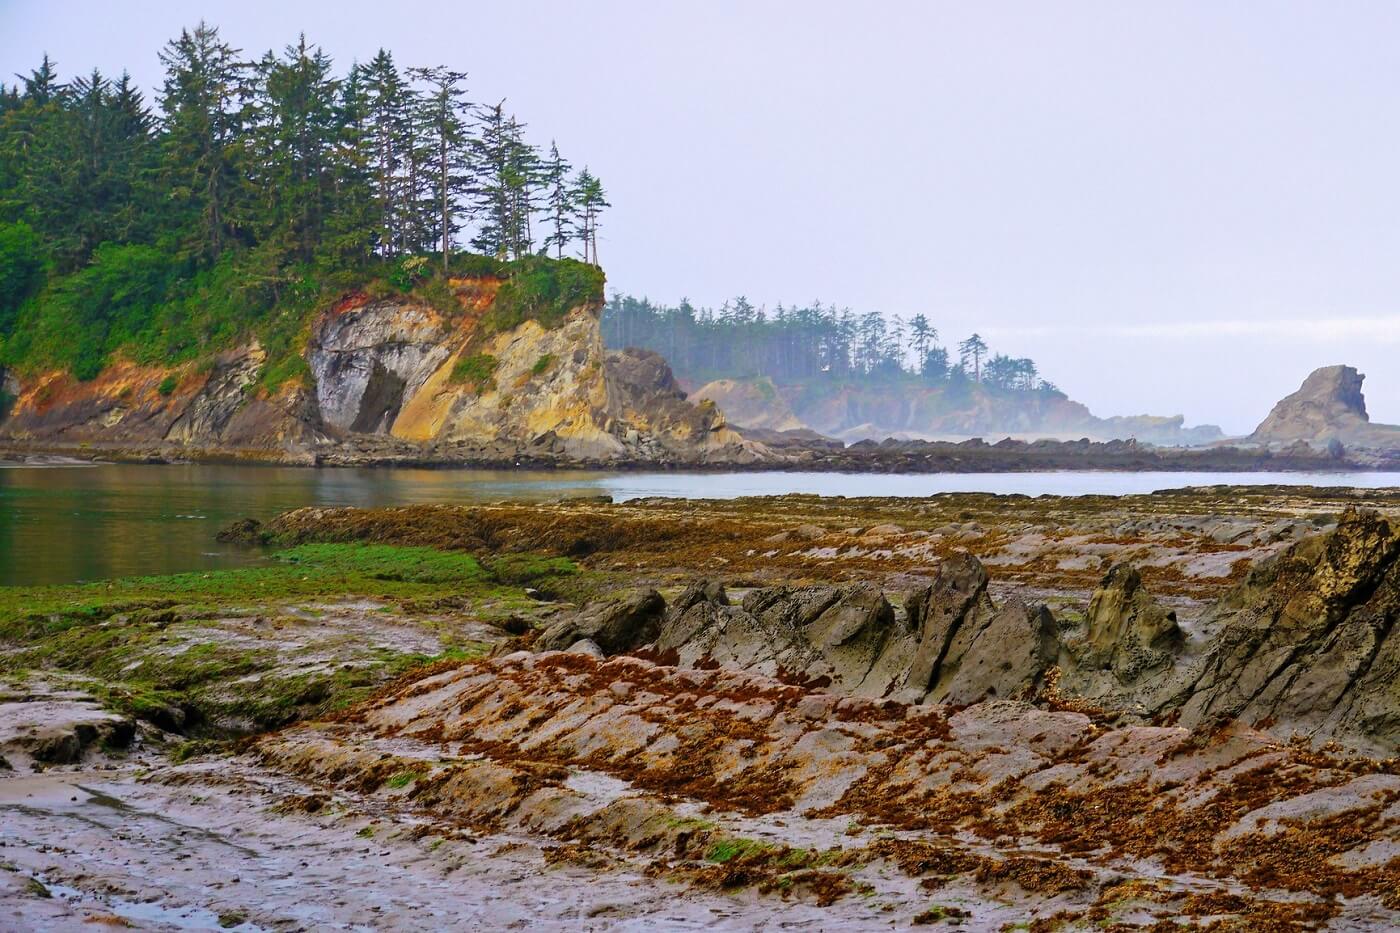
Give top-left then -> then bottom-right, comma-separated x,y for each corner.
602,294 -> 1061,398
598,295 -> 1225,444
0,23 -> 607,391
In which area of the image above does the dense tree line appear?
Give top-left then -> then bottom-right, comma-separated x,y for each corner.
602,294 -> 1061,396
0,23 -> 608,380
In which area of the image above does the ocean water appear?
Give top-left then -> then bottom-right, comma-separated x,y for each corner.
2,462 -> 1396,585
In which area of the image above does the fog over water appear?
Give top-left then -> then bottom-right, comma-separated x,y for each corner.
4,2 -> 1400,433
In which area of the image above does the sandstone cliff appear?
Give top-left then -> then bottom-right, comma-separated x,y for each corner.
1250,364 -> 1400,450
0,278 -> 761,466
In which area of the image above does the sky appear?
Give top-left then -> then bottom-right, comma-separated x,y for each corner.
4,1 -> 1400,434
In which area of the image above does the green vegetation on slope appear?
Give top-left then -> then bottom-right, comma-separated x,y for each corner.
0,26 -> 608,387
0,239 -> 602,391
450,353 -> 498,392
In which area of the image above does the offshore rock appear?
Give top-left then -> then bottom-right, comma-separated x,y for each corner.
1250,364 -> 1400,450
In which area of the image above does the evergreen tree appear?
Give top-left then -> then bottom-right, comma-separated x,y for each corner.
157,22 -> 248,262
1,62 -> 155,269
362,49 -> 412,257
244,36 -> 340,263
19,54 -> 63,103
503,115 -> 542,258
908,314 -> 936,372
571,166 -> 608,265
469,100 -> 510,257
407,66 -> 471,270
320,61 -> 378,266
541,141 -> 573,259
958,333 -> 988,382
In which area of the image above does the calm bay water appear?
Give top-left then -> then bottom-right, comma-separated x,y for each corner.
3,462 -> 1399,586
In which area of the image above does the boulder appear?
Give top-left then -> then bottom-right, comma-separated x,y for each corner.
538,588 -> 667,655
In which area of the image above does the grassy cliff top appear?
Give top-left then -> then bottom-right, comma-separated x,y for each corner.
0,230 -> 604,394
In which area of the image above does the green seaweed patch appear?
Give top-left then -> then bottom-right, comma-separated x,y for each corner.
385,770 -> 417,789
0,543 -> 540,731
705,837 -> 775,864
483,554 -> 577,585
0,543 -> 495,639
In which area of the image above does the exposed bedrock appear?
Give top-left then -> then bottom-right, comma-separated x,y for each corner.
1160,507 -> 1400,755
538,587 -> 667,654
582,555 -> 1061,706
1070,562 -> 1184,684
308,300 -> 451,435
551,508 -> 1400,753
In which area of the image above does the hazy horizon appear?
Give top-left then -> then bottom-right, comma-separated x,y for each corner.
5,1 -> 1399,434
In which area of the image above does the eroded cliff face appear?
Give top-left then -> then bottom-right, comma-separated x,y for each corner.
0,278 -> 761,466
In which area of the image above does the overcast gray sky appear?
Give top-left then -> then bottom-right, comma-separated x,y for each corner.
5,1 -> 1399,433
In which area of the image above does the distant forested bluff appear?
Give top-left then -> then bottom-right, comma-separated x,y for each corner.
603,292 -> 1050,390
0,22 -> 608,388
601,295 -> 1223,444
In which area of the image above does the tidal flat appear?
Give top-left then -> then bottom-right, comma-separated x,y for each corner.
2,487 -> 1398,930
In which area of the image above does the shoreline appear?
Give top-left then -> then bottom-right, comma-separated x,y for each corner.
3,437 -> 1398,474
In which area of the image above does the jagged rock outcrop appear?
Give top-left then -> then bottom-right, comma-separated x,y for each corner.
1073,563 -> 1183,684
656,582 -> 906,693
1158,508 -> 1400,754
653,554 -> 1060,703
640,515 -> 1400,752
0,278 -> 761,466
604,349 -> 761,460
1250,364 -> 1400,450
